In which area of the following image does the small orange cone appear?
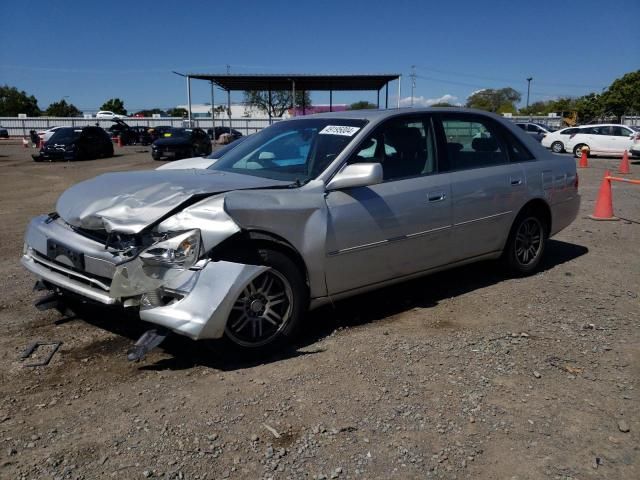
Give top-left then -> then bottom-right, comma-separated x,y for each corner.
589,170 -> 618,221
578,149 -> 588,168
618,150 -> 630,175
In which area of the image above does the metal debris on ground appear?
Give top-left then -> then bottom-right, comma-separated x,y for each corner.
20,341 -> 63,367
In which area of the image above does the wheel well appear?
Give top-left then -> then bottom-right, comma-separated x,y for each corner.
208,230 -> 310,287
518,199 -> 552,237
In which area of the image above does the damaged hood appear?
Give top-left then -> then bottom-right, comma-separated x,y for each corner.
56,169 -> 291,233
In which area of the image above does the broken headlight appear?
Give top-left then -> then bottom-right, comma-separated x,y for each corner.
139,229 -> 201,269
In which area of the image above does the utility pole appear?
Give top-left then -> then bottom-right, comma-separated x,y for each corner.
226,65 -> 231,133
526,77 -> 533,110
410,65 -> 416,107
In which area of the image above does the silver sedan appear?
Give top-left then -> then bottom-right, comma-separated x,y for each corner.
21,108 -> 580,355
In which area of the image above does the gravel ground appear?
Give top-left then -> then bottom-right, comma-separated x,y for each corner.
0,140 -> 638,480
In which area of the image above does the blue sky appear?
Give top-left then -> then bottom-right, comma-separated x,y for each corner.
1,0 -> 638,113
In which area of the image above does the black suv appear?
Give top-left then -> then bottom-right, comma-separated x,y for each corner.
151,127 -> 212,160
33,126 -> 114,161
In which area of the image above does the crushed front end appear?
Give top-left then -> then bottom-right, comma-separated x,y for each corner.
21,207 -> 267,342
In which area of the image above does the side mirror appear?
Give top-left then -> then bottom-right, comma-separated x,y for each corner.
326,163 -> 383,191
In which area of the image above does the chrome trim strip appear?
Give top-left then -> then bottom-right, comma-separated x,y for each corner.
30,251 -> 111,291
453,211 -> 512,227
328,224 -> 452,256
21,255 -> 116,305
406,224 -> 451,238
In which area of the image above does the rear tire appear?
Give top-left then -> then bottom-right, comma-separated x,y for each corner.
502,212 -> 547,276
551,141 -> 564,153
223,248 -> 307,353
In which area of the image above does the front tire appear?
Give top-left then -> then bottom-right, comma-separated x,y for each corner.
551,141 -> 564,153
503,213 -> 547,276
573,144 -> 588,158
224,249 -> 307,351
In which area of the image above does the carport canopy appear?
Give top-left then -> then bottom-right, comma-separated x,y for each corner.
180,72 -> 401,124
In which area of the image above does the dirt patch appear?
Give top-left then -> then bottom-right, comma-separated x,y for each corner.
0,143 -> 638,479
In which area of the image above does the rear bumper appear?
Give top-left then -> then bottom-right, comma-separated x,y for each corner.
550,194 -> 581,237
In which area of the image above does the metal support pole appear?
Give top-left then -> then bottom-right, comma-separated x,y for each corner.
268,88 -> 272,125
385,83 -> 389,109
526,77 -> 533,118
227,88 -> 231,133
187,76 -> 192,126
397,75 -> 401,108
329,90 -> 333,112
291,80 -> 296,117
302,90 -> 306,115
210,81 -> 215,134
377,89 -> 380,109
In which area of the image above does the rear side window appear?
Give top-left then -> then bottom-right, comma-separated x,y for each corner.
440,117 -> 509,170
563,128 -> 579,135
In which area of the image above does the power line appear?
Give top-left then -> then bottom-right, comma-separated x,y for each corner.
413,65 -> 604,90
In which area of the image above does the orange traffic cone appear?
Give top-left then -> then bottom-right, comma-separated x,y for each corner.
589,170 -> 618,221
578,149 -> 588,168
618,150 -> 630,175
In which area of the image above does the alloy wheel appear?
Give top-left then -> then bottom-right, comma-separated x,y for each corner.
514,217 -> 543,266
225,269 -> 293,348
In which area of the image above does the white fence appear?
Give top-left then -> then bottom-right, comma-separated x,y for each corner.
0,116 -> 280,137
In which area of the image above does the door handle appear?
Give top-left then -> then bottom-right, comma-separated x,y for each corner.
510,178 -> 523,186
428,192 -> 446,202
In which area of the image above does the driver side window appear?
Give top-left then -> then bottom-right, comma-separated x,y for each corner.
351,117 -> 436,181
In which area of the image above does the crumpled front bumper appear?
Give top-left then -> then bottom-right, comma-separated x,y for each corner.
22,215 -> 267,340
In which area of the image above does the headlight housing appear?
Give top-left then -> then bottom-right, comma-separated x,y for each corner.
139,229 -> 201,269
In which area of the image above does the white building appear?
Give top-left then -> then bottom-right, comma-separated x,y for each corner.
176,103 -> 278,119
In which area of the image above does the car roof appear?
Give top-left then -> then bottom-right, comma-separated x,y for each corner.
288,107 -> 508,122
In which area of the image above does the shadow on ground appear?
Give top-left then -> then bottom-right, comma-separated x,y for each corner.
55,239 -> 588,371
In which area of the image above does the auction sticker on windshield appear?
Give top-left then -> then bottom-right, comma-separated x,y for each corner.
319,126 -> 361,136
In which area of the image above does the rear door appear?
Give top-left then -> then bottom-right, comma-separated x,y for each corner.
435,114 -> 527,261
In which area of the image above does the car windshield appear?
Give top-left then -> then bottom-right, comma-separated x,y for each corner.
210,118 -> 367,182
206,136 -> 247,159
49,128 -> 82,143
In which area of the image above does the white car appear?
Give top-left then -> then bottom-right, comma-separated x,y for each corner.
565,124 -> 637,157
96,111 -> 123,119
541,126 -> 584,153
37,126 -> 67,142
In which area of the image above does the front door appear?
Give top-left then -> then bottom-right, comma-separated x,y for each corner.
324,114 -> 452,295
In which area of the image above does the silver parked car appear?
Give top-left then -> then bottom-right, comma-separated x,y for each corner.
21,108 -> 580,356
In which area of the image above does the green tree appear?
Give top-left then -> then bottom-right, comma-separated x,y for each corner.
349,101 -> 377,110
100,98 -> 127,115
600,70 -> 640,120
45,99 -> 81,117
466,87 -> 521,113
167,107 -> 188,117
243,90 -> 312,117
0,85 -> 41,116
574,93 -> 603,123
